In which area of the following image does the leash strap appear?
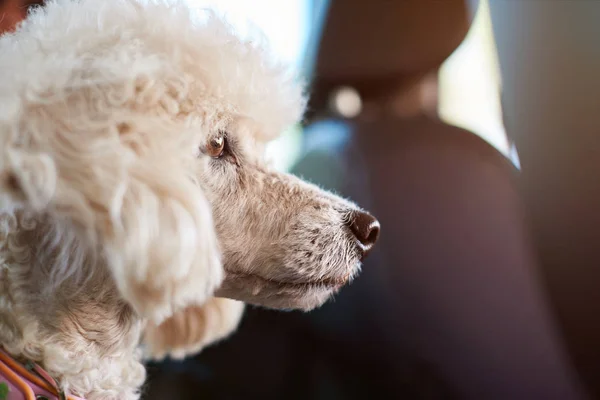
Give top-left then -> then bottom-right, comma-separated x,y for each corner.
0,349 -> 83,400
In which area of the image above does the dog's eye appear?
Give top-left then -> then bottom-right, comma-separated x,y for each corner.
206,135 -> 226,158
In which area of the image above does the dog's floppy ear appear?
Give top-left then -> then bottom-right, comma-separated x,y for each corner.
142,298 -> 245,361
0,104 -> 224,323
1,97 -> 225,328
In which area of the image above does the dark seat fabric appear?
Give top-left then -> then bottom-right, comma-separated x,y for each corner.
489,2 -> 600,396
291,0 -> 584,395
290,116 -> 585,399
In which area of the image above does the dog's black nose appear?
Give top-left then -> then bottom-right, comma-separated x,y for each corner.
348,211 -> 380,255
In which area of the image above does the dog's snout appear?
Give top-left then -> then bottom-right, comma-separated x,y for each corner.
348,211 -> 380,255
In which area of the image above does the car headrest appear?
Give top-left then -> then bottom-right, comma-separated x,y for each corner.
311,0 -> 470,82
304,0 -> 471,117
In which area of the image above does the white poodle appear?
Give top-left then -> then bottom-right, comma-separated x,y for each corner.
0,0 -> 380,398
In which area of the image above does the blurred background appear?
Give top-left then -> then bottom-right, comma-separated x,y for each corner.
3,0 -> 600,398
180,0 -> 511,171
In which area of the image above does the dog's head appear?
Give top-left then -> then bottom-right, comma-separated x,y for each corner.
200,119 -> 380,310
3,0 -> 379,311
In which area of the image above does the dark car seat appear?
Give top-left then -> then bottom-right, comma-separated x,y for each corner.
291,0 -> 586,398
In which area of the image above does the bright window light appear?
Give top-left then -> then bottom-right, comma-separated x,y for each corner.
439,0 -> 509,156
184,0 -> 310,171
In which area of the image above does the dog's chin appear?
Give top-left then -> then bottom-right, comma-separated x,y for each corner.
214,269 -> 355,311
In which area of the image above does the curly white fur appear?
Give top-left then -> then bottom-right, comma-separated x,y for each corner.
0,1 -> 376,398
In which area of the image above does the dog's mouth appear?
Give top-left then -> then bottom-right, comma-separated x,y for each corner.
214,268 -> 356,311
230,270 -> 349,290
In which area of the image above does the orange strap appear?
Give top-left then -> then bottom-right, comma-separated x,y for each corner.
0,350 -> 56,394
0,358 -> 36,400
0,349 -> 85,399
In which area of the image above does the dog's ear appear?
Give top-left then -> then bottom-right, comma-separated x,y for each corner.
142,298 -> 245,361
0,120 -> 224,324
